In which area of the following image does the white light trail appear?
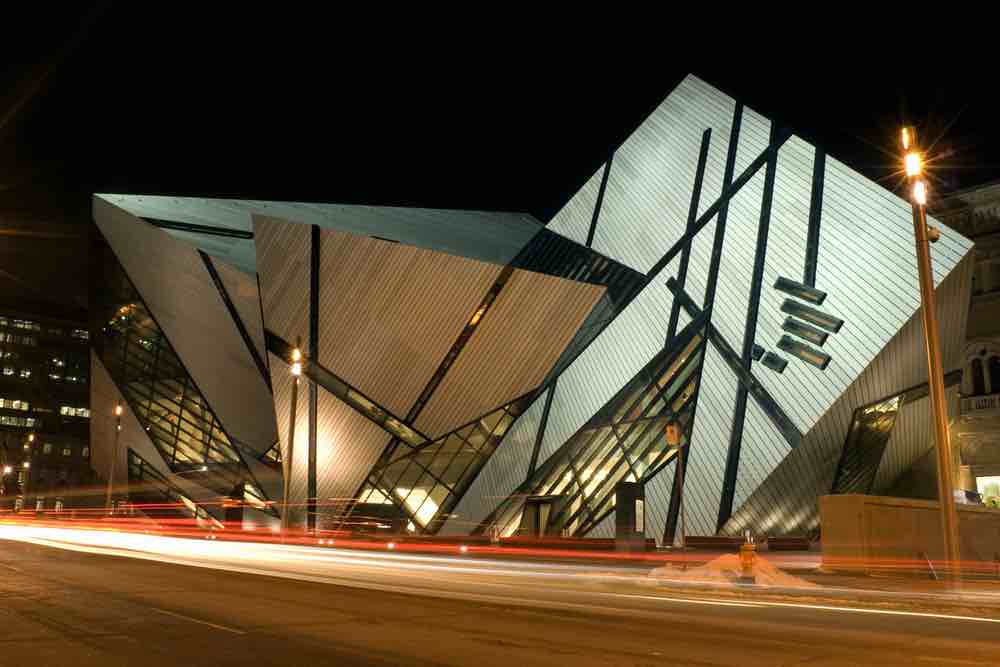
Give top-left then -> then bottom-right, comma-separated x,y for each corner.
2,523 -> 999,626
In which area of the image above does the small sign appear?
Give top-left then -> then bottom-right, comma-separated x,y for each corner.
635,498 -> 644,533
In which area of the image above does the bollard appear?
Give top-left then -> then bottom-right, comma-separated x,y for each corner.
739,532 -> 756,584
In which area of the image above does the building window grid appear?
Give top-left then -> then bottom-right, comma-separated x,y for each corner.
489,331 -> 703,537
0,397 -> 30,411
101,290 -> 240,469
359,399 -> 526,531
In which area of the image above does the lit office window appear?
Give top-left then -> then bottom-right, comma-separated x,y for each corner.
59,406 -> 90,418
42,443 -> 53,454
62,447 -> 72,457
81,447 -> 89,457
71,329 -> 90,340
0,397 -> 30,411
19,369 -> 30,379
2,367 -> 13,376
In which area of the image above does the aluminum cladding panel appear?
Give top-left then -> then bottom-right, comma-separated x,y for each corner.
722,254 -> 974,536
414,269 -> 605,438
93,197 -> 279,455
439,387 -> 549,535
255,215 -> 312,353
90,351 -> 171,492
99,194 -> 543,271
270,352 -> 310,529
212,257 -> 268,365
314,386 -> 392,522
315,227 -> 501,418
546,163 -> 607,246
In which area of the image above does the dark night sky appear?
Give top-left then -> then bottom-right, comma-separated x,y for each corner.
1,7 -> 996,317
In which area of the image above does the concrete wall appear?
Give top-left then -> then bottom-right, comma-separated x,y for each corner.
821,494 -> 1000,572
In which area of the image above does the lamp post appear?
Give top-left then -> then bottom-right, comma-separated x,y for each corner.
901,126 -> 961,578
280,341 -> 303,538
105,404 -> 123,514
22,434 -> 34,504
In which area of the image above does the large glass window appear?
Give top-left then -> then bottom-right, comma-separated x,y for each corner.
352,394 -> 534,533
92,237 -> 241,469
484,320 -> 705,539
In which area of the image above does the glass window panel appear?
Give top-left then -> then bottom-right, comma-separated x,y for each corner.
440,450 -> 478,488
479,409 -> 504,435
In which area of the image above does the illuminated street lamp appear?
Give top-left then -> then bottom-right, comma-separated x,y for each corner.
281,341 -> 303,538
21,434 -> 34,501
106,404 -> 123,513
901,126 -> 961,578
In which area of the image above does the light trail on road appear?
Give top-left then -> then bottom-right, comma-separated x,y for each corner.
2,521 -> 999,628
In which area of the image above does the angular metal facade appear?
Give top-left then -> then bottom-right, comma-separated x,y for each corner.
90,73 -> 974,541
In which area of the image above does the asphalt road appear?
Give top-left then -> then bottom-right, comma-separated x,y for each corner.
1,532 -> 999,666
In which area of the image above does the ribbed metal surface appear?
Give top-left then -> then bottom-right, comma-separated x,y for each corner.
212,256 -> 267,365
97,194 -> 542,273
316,227 -> 501,417
645,456 -> 676,545
539,74 -> 973,541
734,395 -> 793,512
871,389 -> 961,494
680,345 -> 739,537
415,269 -> 604,437
546,163 -> 606,245
270,352 -> 310,528
576,77 -> 739,274
723,254 -> 974,536
90,351 -> 171,494
314,384 -> 390,523
537,271 -> 676,471
587,511 -> 616,539
94,197 -> 278,455
439,389 -> 548,535
255,215 -> 312,353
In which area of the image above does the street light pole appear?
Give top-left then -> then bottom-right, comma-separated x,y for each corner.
901,127 -> 962,578
281,340 -> 303,538
23,434 -> 34,506
105,404 -> 123,514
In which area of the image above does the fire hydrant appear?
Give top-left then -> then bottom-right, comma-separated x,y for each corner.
739,534 -> 756,584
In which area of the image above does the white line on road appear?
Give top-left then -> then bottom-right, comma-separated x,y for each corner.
153,608 -> 246,634
626,594 -> 1000,624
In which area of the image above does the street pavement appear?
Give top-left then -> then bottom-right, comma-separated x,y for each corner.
0,529 -> 999,666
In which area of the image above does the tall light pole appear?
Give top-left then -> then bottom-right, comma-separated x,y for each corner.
23,434 -> 34,505
281,341 -> 302,538
901,126 -> 962,577
105,404 -> 123,514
